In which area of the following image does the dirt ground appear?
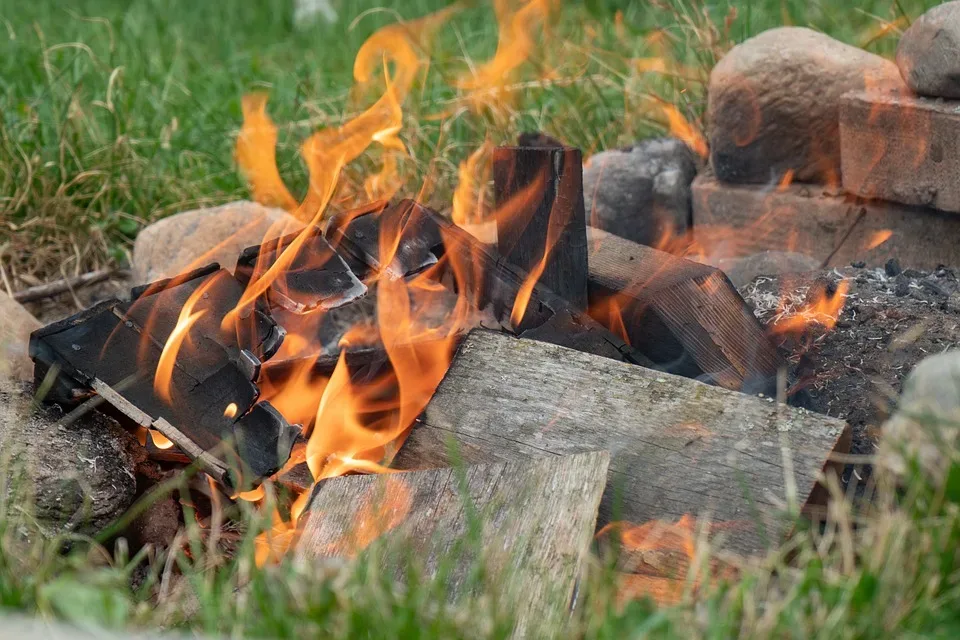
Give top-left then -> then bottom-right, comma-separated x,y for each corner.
742,262 -> 960,489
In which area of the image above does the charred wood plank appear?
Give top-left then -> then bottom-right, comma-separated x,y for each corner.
586,227 -> 784,393
326,199 -> 442,280
30,267 -> 299,489
325,200 -> 650,366
234,225 -> 366,313
394,330 -> 851,555
494,144 -> 589,312
297,451 -> 609,637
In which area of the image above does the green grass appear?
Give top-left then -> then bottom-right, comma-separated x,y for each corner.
0,0 -> 935,285
3,425 -> 960,638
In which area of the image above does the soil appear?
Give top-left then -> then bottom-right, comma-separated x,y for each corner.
740,262 -> 960,487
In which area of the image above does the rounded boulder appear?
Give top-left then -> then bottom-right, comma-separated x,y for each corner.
708,27 -> 903,185
897,1 -> 960,99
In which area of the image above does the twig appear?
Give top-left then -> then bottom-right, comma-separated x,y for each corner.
13,267 -> 126,303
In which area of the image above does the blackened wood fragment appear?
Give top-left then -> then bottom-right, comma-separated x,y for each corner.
30,269 -> 299,489
327,199 -> 444,279
235,226 -> 366,313
494,145 -> 589,311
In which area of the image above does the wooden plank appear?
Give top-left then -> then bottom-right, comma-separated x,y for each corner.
297,451 -> 610,638
494,145 -> 589,311
394,330 -> 850,555
587,227 -> 784,393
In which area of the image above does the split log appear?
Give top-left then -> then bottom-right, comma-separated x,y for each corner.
587,227 -> 784,393
494,145 -> 589,311
394,330 -> 851,555
297,451 -> 609,638
327,199 -> 650,366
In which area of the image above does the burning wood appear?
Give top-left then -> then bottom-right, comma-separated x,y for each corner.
494,143 -> 589,314
30,265 -> 298,490
587,227 -> 784,392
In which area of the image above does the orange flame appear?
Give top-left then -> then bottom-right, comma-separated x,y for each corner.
457,0 -> 556,115
661,103 -> 708,159
772,280 -> 851,335
153,278 -> 218,403
865,229 -> 893,251
452,139 -> 494,226
236,94 -> 299,212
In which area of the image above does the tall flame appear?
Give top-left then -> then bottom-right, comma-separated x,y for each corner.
457,0 -> 556,115
236,94 -> 299,212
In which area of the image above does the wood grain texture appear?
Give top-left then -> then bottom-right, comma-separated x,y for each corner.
587,227 -> 783,392
494,146 -> 589,313
297,451 -> 610,638
395,330 -> 850,555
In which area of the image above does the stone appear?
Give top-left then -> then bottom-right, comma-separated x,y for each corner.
896,1 -> 960,99
128,496 -> 181,550
0,292 -> 41,382
691,173 -> 960,270
583,138 -> 698,246
0,379 -> 143,536
712,251 -> 821,288
879,350 -> 960,487
708,27 -> 903,185
132,201 -> 302,285
840,90 -> 960,213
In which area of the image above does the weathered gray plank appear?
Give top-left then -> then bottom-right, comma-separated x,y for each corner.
394,330 -> 850,555
297,451 -> 609,637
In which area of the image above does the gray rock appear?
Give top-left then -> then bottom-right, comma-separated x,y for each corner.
132,201 -> 302,285
0,379 -> 143,535
709,27 -> 903,184
582,138 -> 698,246
897,1 -> 960,99
878,350 -> 960,487
0,292 -> 41,383
714,251 -> 821,288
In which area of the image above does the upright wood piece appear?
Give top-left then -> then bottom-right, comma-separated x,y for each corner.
494,145 -> 589,313
587,227 -> 784,393
395,330 -> 850,555
297,451 -> 610,638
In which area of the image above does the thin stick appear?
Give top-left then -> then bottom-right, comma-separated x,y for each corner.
13,267 -> 124,303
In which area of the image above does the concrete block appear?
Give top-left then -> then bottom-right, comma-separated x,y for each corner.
841,90 -> 960,213
692,174 -> 960,269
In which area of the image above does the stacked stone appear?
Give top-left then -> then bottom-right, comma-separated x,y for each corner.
694,9 -> 960,271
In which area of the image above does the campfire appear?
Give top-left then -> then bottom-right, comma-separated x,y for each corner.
14,0 -> 960,633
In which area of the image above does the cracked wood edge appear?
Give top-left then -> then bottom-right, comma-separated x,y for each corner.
395,330 -> 850,555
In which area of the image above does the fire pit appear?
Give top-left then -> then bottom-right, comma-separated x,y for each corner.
8,1 -> 960,632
